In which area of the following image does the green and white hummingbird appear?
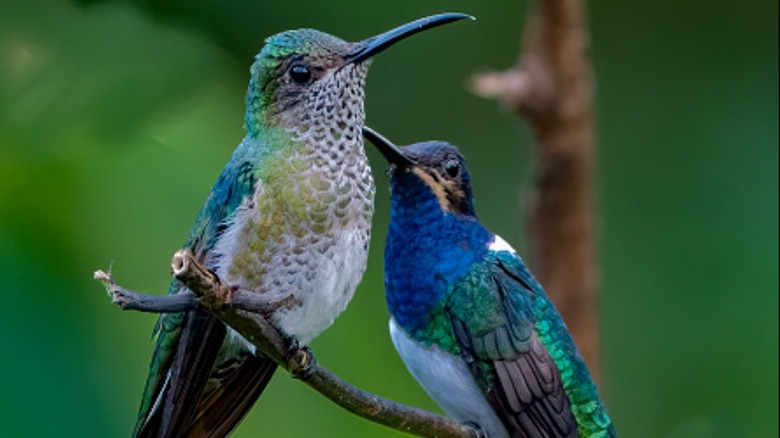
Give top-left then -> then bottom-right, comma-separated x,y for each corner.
364,128 -> 615,438
133,14 -> 470,437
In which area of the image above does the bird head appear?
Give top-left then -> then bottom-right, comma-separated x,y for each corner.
245,13 -> 472,137
363,127 -> 476,217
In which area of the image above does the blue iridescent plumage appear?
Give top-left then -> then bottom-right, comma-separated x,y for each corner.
365,132 -> 616,437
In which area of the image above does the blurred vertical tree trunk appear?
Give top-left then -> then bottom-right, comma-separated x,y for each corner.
472,0 -> 600,378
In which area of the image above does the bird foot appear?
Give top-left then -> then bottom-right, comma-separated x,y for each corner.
288,346 -> 317,380
461,421 -> 488,438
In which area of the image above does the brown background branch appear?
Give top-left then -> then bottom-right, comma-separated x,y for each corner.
472,0 -> 600,377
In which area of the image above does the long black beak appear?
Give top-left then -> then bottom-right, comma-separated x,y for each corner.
345,13 -> 473,64
362,126 -> 414,167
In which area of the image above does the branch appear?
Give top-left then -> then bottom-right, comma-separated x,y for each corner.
94,252 -> 481,438
471,0 -> 601,377
96,269 -> 198,313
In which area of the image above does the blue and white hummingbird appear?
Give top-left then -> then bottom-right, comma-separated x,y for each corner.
132,14 -> 471,437
364,128 -> 615,438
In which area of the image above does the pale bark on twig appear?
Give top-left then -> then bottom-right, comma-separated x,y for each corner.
472,0 -> 600,377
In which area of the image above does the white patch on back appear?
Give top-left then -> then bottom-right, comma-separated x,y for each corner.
489,234 -> 517,254
389,318 -> 508,438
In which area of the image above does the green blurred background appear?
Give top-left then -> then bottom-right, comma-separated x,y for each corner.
1,0 -> 777,436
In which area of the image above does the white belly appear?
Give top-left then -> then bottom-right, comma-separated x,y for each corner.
213,172 -> 372,346
389,318 -> 508,438
271,228 -> 368,344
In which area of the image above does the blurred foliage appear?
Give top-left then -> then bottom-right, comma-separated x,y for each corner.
0,0 -> 776,437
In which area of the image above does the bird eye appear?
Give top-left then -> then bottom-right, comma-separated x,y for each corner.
443,159 -> 460,178
290,64 -> 312,84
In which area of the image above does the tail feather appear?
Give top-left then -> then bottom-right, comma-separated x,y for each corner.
184,356 -> 278,437
134,309 -> 226,438
134,308 -> 277,438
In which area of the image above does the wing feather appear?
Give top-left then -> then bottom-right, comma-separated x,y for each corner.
450,250 -> 578,437
134,143 -> 272,437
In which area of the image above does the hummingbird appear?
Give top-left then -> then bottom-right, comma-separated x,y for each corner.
133,14 -> 471,437
364,128 -> 615,438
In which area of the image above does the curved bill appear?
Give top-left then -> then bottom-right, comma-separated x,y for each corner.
362,126 -> 414,167
346,13 -> 473,64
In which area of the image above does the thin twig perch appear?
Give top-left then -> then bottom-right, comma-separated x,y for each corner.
94,251 -> 481,438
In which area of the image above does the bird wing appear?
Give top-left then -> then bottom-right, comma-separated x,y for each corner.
134,146 -> 277,437
448,248 -> 579,437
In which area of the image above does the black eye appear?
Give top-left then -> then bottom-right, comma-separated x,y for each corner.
290,64 -> 312,84
443,159 -> 460,178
